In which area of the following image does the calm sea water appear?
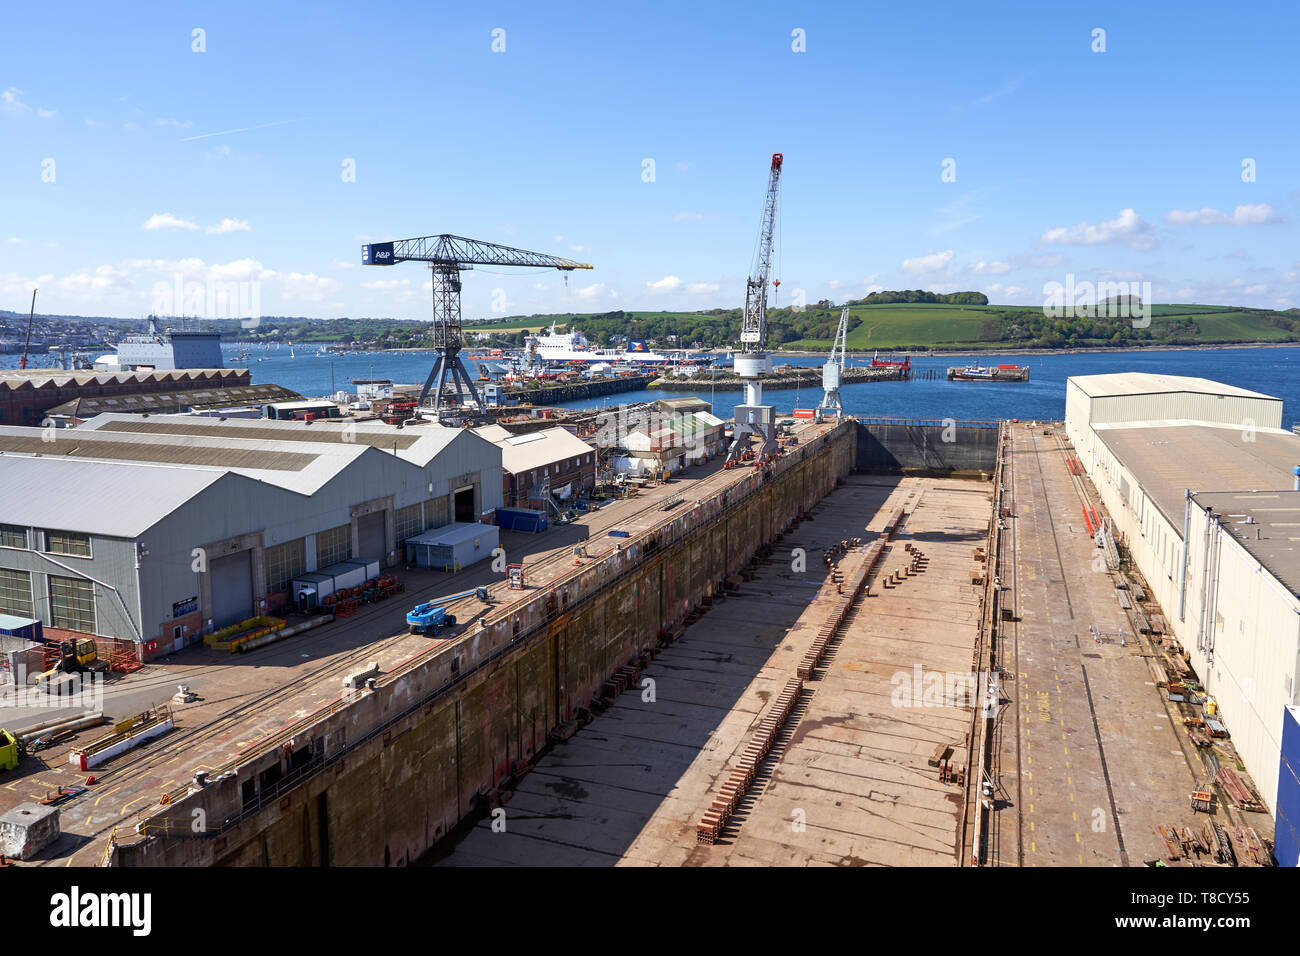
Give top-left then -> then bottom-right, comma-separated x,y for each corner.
8,344 -> 1297,428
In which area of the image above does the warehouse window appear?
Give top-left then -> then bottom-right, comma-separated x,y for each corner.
427,497 -> 450,530
0,525 -> 28,549
394,503 -> 423,544
264,538 -> 306,595
315,525 -> 351,568
0,568 -> 33,617
48,575 -> 95,632
45,530 -> 91,558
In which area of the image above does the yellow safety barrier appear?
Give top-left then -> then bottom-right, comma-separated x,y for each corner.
203,616 -> 286,652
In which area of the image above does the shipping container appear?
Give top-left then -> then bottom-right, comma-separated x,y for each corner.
495,508 -> 548,533
405,522 -> 500,569
0,612 -> 44,644
290,559 -> 381,607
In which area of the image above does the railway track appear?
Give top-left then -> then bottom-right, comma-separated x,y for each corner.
64,423 -> 836,861
65,452 -> 776,853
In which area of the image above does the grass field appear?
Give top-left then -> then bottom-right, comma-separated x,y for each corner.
463,302 -> 1296,350
784,304 -> 1296,350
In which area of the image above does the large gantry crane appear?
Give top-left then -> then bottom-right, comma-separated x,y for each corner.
362,235 -> 592,418
727,153 -> 783,463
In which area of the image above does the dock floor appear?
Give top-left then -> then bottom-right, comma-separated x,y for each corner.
989,422 -> 1272,866
437,474 -> 993,866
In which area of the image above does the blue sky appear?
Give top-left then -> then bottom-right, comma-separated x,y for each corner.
2,0 -> 1298,321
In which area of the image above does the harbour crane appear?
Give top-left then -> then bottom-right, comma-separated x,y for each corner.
362,235 -> 592,418
817,306 -> 849,420
727,153 -> 783,463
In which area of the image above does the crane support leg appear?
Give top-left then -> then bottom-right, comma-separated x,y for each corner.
416,264 -> 487,419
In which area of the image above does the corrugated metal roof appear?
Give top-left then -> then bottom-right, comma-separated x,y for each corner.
0,432 -> 316,471
1096,421 -> 1300,525
1193,490 -> 1300,598
406,521 -> 496,547
0,368 -> 240,390
90,415 -> 426,450
1070,372 -> 1277,401
47,384 -> 299,417
0,454 -> 226,536
473,425 -> 593,474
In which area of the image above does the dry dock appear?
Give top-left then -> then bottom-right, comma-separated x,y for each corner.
437,474 -> 993,866
0,415 -> 1272,867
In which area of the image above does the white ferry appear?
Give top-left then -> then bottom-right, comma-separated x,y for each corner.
528,324 -> 671,366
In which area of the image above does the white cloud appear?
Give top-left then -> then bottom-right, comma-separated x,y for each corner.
206,217 -> 251,234
142,212 -> 199,232
972,73 -> 1026,107
154,117 -> 193,129
280,272 -> 341,302
1164,203 -> 1287,226
1039,208 -> 1154,249
646,275 -> 684,293
360,279 -> 412,292
1,87 -> 30,114
673,211 -> 703,222
574,282 -> 616,301
37,107 -> 55,119
569,245 -> 590,254
901,250 -> 954,275
687,281 -> 720,295
972,260 -> 1011,275
984,282 -> 1031,302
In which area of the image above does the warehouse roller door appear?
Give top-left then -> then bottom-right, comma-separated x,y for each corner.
357,511 -> 388,567
210,550 -> 254,628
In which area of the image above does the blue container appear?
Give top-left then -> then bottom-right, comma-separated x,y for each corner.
0,613 -> 44,644
496,508 -> 547,534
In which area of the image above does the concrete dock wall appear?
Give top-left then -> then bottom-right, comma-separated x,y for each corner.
115,421 -> 855,867
854,419 -> 998,478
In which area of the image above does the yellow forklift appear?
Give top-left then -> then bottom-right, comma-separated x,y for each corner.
33,638 -> 108,690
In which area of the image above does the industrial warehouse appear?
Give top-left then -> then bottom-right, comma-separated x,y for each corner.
0,414 -> 502,657
1064,372 -> 1300,860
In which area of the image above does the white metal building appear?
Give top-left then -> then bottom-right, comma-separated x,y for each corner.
1065,372 -> 1300,814
0,414 -> 502,657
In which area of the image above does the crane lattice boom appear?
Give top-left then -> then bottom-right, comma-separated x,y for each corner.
361,234 -> 592,419
362,234 -> 593,271
740,153 -> 782,349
